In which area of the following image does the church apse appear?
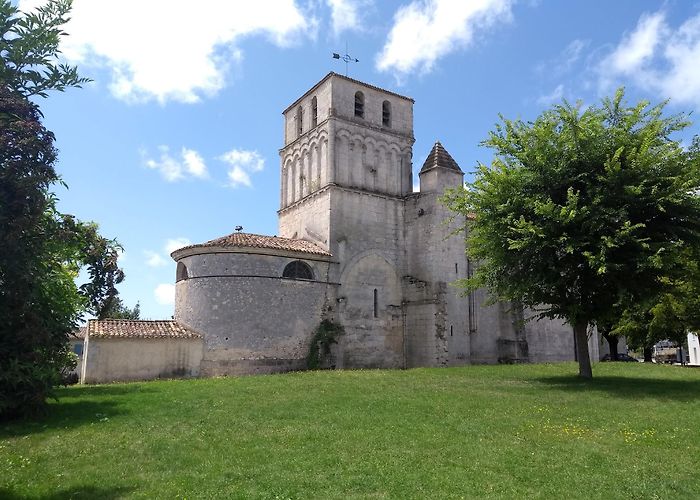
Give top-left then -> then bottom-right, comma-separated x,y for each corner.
171,233 -> 335,376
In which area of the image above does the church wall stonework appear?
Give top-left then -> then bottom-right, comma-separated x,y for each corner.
333,123 -> 412,195
330,190 -> 406,368
278,189 -> 331,249
524,312 -> 576,363
164,72 -> 587,380
404,191 -> 470,367
330,77 -> 413,136
174,250 -> 334,376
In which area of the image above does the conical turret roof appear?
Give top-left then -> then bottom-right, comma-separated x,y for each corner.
420,141 -> 463,174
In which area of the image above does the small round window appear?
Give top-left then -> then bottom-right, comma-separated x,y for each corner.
283,260 -> 314,280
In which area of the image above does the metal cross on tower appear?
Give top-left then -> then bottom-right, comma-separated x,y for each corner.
332,42 -> 359,76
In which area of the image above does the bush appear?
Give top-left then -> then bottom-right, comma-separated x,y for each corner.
306,320 -> 344,370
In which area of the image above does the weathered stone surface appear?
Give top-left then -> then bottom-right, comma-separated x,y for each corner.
81,337 -> 202,384
167,72 -> 586,379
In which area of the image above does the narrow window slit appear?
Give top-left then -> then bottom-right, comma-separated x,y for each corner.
373,288 -> 378,318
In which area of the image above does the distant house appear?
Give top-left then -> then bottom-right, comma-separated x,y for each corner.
688,333 -> 700,366
80,319 -> 203,384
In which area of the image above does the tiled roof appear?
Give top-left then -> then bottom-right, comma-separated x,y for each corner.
71,326 -> 87,339
176,232 -> 331,256
420,141 -> 463,173
86,320 -> 202,339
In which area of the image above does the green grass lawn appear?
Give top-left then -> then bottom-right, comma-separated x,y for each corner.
2,363 -> 699,499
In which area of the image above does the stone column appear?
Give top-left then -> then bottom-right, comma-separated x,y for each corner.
327,120 -> 336,185
280,156 -> 287,209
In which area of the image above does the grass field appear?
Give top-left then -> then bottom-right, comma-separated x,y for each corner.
2,363 -> 699,499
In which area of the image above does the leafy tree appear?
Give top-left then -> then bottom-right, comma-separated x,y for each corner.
0,0 -> 89,98
1,0 -> 123,417
100,298 -> 141,320
443,90 -> 700,378
79,224 -> 125,319
613,247 -> 700,361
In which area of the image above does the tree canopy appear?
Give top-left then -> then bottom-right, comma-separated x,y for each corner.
1,0 -> 124,417
444,89 -> 700,378
0,0 -> 89,99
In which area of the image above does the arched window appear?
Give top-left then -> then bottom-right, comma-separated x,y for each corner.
354,91 -> 364,118
176,262 -> 188,282
282,260 -> 314,280
311,96 -> 318,127
382,100 -> 391,127
296,106 -> 303,137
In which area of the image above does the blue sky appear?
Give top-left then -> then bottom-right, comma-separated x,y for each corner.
17,0 -> 700,319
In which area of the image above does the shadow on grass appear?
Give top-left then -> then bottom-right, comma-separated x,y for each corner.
535,375 -> 700,401
56,383 -> 156,399
0,485 -> 136,499
0,399 -> 129,438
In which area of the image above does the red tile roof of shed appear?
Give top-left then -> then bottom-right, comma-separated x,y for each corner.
87,320 -> 202,339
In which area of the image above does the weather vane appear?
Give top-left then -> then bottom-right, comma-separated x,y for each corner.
332,42 -> 359,76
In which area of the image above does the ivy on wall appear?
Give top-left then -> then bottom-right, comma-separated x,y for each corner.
306,320 -> 344,370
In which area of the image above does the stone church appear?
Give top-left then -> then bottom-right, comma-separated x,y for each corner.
80,73 -> 590,383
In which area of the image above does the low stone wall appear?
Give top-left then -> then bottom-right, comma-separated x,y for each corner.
81,337 -> 203,384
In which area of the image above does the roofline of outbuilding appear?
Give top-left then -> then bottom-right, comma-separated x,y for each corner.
282,72 -> 414,115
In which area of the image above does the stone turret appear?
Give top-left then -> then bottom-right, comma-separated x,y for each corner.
418,141 -> 464,193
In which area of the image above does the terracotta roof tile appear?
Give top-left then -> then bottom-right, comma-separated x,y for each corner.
176,232 -> 331,256
87,320 -> 202,339
420,141 -> 463,174
71,326 -> 87,339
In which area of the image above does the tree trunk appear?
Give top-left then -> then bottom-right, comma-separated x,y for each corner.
643,346 -> 653,362
574,321 -> 593,378
603,333 -> 619,360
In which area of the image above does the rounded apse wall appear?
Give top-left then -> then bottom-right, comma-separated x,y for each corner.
173,250 -> 335,375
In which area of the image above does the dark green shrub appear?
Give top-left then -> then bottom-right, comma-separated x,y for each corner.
306,320 -> 344,370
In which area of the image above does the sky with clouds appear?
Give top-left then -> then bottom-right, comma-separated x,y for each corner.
16,0 -> 700,319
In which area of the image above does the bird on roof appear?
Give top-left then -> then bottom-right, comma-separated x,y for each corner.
235,225 -> 243,232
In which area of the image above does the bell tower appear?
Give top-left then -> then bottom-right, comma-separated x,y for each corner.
277,72 -> 414,251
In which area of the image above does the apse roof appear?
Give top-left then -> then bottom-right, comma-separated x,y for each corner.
175,232 -> 331,257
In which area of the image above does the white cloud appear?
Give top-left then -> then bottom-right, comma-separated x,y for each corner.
560,39 -> 587,69
537,84 -> 564,105
600,10 -> 700,106
182,148 -> 207,178
165,238 -> 192,255
327,0 -> 369,36
376,0 -> 513,76
154,283 -> 175,306
18,0 -> 310,104
145,238 -> 189,268
659,14 -> 700,105
605,12 -> 666,75
143,146 -> 208,182
219,149 -> 265,188
144,250 -> 167,268
537,39 -> 588,78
